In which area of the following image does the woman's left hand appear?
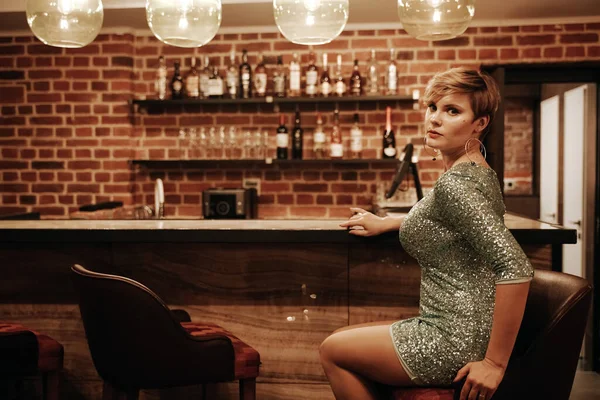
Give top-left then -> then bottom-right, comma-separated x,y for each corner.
453,357 -> 505,400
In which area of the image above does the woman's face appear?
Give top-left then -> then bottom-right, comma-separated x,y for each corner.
424,93 -> 487,155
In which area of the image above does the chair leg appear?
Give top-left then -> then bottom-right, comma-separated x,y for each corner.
42,371 -> 60,400
102,381 -> 139,400
239,378 -> 256,400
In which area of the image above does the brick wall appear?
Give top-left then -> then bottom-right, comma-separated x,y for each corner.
1,22 -> 599,219
504,98 -> 535,195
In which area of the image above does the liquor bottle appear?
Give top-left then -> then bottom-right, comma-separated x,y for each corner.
350,113 -> 363,159
289,52 -> 301,97
226,49 -> 238,99
350,59 -> 362,96
276,114 -> 289,160
382,106 -> 397,159
170,60 -> 184,99
313,112 -> 326,159
386,48 -> 398,95
320,53 -> 331,97
199,56 -> 210,99
292,109 -> 303,159
366,49 -> 379,96
305,50 -> 318,97
254,53 -> 268,97
155,55 -> 168,100
239,49 -> 252,99
330,109 -> 343,159
334,54 -> 346,97
273,55 -> 286,97
208,66 -> 224,98
185,56 -> 200,99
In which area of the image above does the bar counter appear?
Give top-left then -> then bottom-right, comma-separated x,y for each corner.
0,215 -> 576,399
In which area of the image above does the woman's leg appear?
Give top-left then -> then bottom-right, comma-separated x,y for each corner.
319,321 -> 415,400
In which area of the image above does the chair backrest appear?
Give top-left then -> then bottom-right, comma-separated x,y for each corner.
71,264 -> 234,389
494,269 -> 592,400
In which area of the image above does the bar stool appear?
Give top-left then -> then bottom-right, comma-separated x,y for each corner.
71,264 -> 260,400
390,270 -> 592,400
0,323 -> 64,400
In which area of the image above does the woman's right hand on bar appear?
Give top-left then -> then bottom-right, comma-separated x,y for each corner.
339,207 -> 403,237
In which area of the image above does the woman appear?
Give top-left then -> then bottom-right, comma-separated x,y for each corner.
319,68 -> 533,400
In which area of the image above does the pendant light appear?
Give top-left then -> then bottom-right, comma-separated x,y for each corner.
26,0 -> 104,48
273,0 -> 349,45
397,0 -> 475,41
146,0 -> 222,48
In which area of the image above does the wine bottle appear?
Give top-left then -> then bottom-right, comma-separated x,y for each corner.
366,49 -> 379,96
350,113 -> 363,159
334,54 -> 346,97
276,114 -> 289,160
273,55 -> 286,97
382,106 -> 397,159
320,53 -> 331,97
313,112 -> 326,159
254,53 -> 268,97
239,49 -> 252,99
155,55 -> 167,100
386,48 -> 398,95
289,53 -> 301,97
185,57 -> 200,99
170,60 -> 184,100
226,49 -> 238,99
350,59 -> 362,96
292,109 -> 303,159
305,50 -> 318,97
330,109 -> 343,159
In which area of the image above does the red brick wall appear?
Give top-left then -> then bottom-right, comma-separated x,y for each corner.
1,23 -> 599,219
504,98 -> 535,195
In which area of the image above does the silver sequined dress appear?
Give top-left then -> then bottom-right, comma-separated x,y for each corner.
391,162 -> 534,386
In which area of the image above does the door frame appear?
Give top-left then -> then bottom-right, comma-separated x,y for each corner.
483,62 -> 600,371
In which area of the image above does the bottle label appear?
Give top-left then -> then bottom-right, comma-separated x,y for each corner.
186,76 -> 199,97
306,71 -> 318,85
388,66 -> 397,92
227,72 -> 237,94
384,147 -> 397,157
290,71 -> 300,91
330,143 -> 343,158
173,81 -> 182,92
335,81 -> 345,95
274,76 -> 285,95
242,72 -> 250,82
321,82 -> 331,96
208,79 -> 222,96
255,73 -> 267,94
314,131 -> 326,144
277,133 -> 289,147
200,76 -> 209,95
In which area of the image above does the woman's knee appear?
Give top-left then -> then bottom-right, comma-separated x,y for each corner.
319,331 -> 343,364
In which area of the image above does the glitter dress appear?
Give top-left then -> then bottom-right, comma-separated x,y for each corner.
391,162 -> 534,386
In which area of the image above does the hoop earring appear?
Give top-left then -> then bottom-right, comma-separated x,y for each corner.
464,138 -> 487,166
422,135 -> 440,161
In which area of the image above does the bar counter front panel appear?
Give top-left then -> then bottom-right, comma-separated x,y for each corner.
0,216 -> 575,399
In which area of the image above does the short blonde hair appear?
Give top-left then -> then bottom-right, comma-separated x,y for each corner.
422,68 -> 500,137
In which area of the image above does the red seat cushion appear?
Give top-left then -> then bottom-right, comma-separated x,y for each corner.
392,388 -> 455,400
0,323 -> 64,372
181,322 -> 260,380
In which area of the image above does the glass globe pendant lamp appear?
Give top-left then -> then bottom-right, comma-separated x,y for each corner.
397,0 -> 475,41
146,0 -> 222,48
273,0 -> 349,45
26,0 -> 104,48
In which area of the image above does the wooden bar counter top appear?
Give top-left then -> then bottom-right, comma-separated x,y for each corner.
0,215 -> 575,399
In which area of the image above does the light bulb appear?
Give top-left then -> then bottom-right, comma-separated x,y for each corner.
26,0 -> 104,48
397,0 -> 475,41
274,0 -> 349,46
146,0 -> 222,48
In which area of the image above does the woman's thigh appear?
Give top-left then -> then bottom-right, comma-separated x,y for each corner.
320,323 -> 414,387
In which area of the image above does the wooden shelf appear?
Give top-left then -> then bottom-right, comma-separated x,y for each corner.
131,159 -> 400,168
130,94 -> 415,108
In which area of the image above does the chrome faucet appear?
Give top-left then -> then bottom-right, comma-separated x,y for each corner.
154,178 -> 165,219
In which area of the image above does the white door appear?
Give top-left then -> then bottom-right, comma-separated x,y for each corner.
562,85 -> 587,278
539,96 -> 560,224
